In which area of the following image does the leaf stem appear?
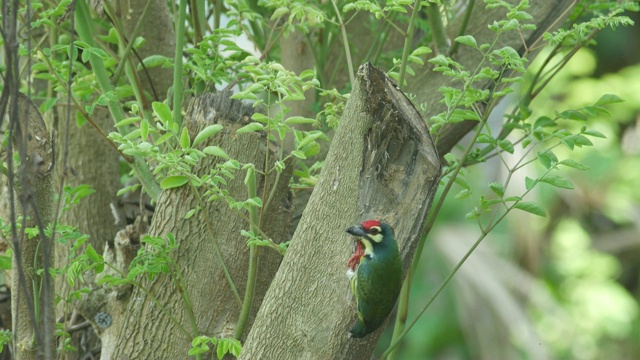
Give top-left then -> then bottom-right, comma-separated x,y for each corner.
191,186 -> 243,306
331,0 -> 355,85
169,257 -> 201,360
234,166 -> 260,339
398,0 -> 422,89
74,0 -> 162,201
103,262 -> 192,340
448,0 -> 475,55
173,0 -> 188,127
109,0 -> 154,87
427,2 -> 448,54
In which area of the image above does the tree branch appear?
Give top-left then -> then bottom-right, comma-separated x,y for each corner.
409,0 -> 575,157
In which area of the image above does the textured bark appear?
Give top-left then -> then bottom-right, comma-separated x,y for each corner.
409,0 -> 575,156
113,0 -> 176,100
106,92 -> 293,359
52,105 -> 121,360
281,31 -> 316,152
76,222 -> 145,360
54,106 -> 120,299
241,64 -> 441,359
11,94 -> 55,360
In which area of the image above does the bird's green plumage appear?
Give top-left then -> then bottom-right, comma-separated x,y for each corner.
348,222 -> 402,338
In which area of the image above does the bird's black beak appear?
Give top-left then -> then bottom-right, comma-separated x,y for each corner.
346,225 -> 366,238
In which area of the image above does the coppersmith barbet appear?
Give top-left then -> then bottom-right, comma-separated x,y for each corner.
346,220 -> 402,338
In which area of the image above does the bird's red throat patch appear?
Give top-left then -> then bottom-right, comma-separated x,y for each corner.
347,241 -> 365,271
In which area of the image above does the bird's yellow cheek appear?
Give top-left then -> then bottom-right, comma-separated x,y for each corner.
361,239 -> 375,257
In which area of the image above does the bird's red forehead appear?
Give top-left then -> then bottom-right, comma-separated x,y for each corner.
361,220 -> 381,230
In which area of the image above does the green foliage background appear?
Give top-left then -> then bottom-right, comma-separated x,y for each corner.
395,14 -> 640,359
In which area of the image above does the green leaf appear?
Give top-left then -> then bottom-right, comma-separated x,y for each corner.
160,175 -> 189,189
114,117 -> 142,128
525,176 -> 537,191
193,124 -> 223,147
245,197 -> 263,208
291,150 -> 306,159
180,127 -> 191,149
270,6 -> 290,20
561,139 -> 575,150
117,184 -> 140,197
152,102 -> 173,126
184,207 -> 199,219
558,110 -> 587,121
481,198 -> 502,207
244,165 -> 255,186
514,201 -> 546,217
476,134 -> 495,144
455,35 -> 478,48
132,36 -> 145,49
297,132 -> 324,149
537,151 -> 557,169
76,111 -> 87,127
497,139 -> 514,154
228,339 -> 242,356
203,146 -> 229,158
236,123 -> 264,134
465,208 -> 480,220
558,159 -> 589,170
0,255 -> 11,270
217,342 -> 226,360
540,174 -> 574,189
583,129 -> 606,138
572,134 -> 593,147
595,93 -> 623,106
454,176 -> 470,190
411,46 -> 432,56
299,69 -> 316,80
408,55 -> 424,65
489,182 -> 504,197
534,116 -> 555,128
188,347 -> 207,356
140,119 -> 149,141
139,55 -> 170,70
39,97 -> 57,114
455,189 -> 471,199
85,245 -> 101,263
251,113 -> 269,123
285,116 -> 317,125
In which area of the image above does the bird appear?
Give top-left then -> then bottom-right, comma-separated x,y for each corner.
346,219 -> 402,338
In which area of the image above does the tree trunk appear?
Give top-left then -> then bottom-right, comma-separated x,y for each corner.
96,92 -> 293,359
53,106 -> 121,359
11,94 -> 56,360
241,64 -> 441,359
112,0 -> 176,100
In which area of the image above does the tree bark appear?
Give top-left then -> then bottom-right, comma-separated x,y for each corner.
11,94 -> 55,360
112,0 -> 176,100
241,64 -> 441,359
101,92 -> 293,359
52,105 -> 121,359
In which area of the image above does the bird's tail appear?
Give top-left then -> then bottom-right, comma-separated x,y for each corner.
349,321 -> 369,338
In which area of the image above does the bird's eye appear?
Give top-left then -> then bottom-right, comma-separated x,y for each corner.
369,227 -> 380,235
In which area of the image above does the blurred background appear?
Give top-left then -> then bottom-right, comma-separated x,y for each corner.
381,9 -> 640,360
